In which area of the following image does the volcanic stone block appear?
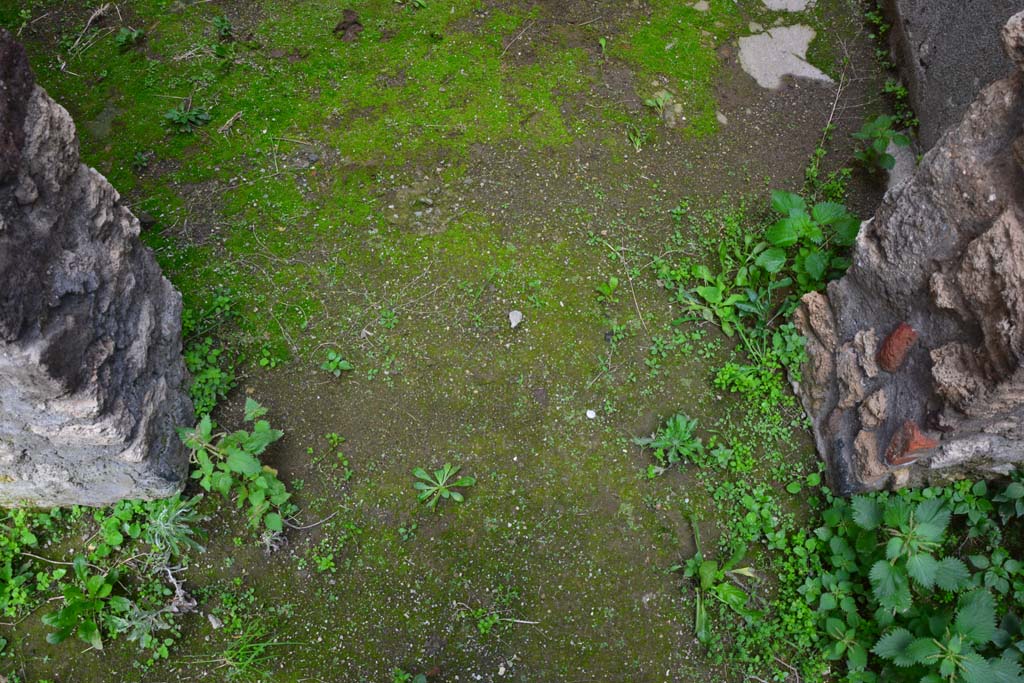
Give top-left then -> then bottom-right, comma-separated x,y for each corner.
884,0 -> 1020,148
0,30 -> 192,506
794,11 -> 1024,493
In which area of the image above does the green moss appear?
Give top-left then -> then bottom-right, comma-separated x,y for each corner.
7,0 -> 877,680
612,0 -> 747,137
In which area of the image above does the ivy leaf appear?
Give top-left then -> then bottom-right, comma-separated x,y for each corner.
755,247 -> 787,273
955,591 -> 997,645
872,628 -> 915,666
906,552 -> 940,589
852,496 -> 882,530
934,557 -> 970,591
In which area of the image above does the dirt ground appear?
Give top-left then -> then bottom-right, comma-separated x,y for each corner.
1,0 -> 888,680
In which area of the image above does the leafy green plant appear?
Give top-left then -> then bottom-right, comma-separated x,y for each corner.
141,494 -> 205,565
393,669 -> 427,683
258,343 -> 283,369
164,103 -> 211,134
320,350 -> 354,377
595,275 -> 620,304
182,292 -> 238,416
681,520 -> 762,645
634,413 -> 705,471
379,308 -> 398,329
42,557 -> 129,650
883,78 -> 918,129
0,509 -> 73,618
810,491 -> 1024,682
625,122 -> 650,152
853,114 -> 910,172
184,336 -> 236,416
644,91 -> 673,116
115,27 -> 144,49
412,463 -> 476,510
993,470 -> 1024,523
179,398 -> 295,532
212,15 -> 233,39
758,190 -> 860,293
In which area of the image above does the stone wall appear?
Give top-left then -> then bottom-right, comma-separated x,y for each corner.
0,30 -> 192,506
795,12 -> 1024,494
884,0 -> 1020,149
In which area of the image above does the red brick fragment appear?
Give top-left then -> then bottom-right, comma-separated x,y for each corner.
885,420 -> 940,466
877,322 -> 919,372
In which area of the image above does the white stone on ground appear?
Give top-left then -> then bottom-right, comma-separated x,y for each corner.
762,0 -> 814,10
738,25 -> 833,89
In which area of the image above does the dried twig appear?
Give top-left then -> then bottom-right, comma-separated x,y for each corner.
68,4 -> 112,56
284,511 -> 339,531
500,19 -> 535,58
598,238 -> 649,334
218,110 -> 243,135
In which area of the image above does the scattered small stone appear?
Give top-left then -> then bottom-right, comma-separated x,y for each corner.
208,613 -> 223,630
509,309 -> 523,328
761,0 -> 814,11
586,409 -> 597,419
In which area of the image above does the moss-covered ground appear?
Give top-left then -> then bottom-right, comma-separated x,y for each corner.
1,0 -> 890,680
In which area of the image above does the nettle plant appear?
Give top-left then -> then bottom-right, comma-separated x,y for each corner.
665,191 -> 860,338
757,190 -> 860,293
178,399 -> 295,532
808,492 -> 1024,683
854,114 -> 911,172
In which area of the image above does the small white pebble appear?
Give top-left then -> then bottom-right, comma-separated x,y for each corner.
586,410 -> 597,419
